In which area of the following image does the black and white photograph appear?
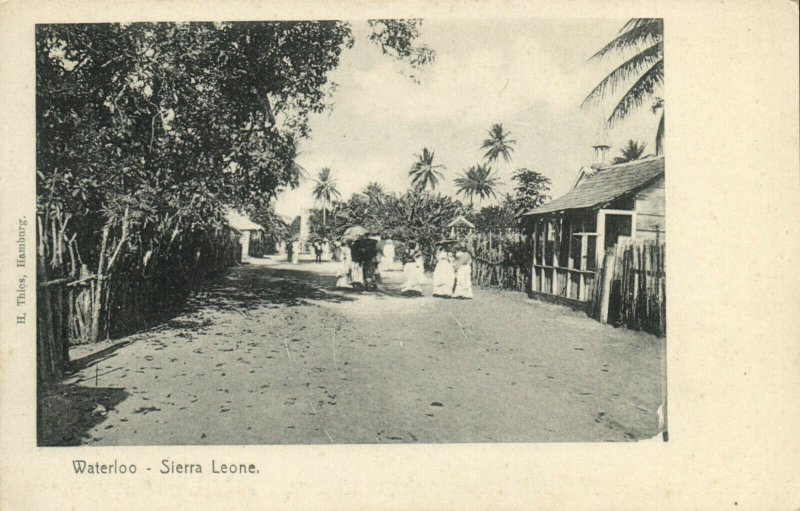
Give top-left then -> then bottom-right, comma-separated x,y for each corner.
34,18 -> 668,446
2,1 -> 800,509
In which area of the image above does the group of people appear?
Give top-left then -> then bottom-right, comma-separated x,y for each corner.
432,245 -> 474,299
336,236 -> 383,290
277,239 -> 333,264
400,242 -> 473,299
332,235 -> 473,299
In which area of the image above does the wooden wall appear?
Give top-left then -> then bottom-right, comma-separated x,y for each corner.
634,177 -> 665,240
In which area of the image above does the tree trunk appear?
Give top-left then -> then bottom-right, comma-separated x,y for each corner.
89,225 -> 110,343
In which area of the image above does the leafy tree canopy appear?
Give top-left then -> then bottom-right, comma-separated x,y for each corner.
510,168 -> 551,216
37,20 -> 434,266
308,189 -> 468,269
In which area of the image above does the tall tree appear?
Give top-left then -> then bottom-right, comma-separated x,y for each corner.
34,20 -> 435,377
312,167 -> 341,225
481,123 -> 516,164
612,140 -> 647,164
510,168 -> 551,216
582,18 -> 664,153
454,164 -> 501,208
409,147 -> 445,192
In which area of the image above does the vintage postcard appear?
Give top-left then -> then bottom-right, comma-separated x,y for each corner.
1,1 -> 798,510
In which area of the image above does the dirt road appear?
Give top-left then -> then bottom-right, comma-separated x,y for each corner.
43,255 -> 665,445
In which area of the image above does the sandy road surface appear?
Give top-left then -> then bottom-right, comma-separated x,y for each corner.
41,255 -> 665,445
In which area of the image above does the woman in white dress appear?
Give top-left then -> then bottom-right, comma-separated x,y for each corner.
349,240 -> 365,287
452,248 -> 473,299
322,240 -> 331,261
336,243 -> 352,288
380,240 -> 395,272
401,242 -> 423,295
291,240 -> 300,264
432,247 -> 455,297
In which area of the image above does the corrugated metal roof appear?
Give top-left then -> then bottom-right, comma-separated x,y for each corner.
522,156 -> 664,216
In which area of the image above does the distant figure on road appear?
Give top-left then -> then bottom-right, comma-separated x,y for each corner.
432,247 -> 455,298
354,237 -> 380,290
452,247 -> 473,299
322,240 -> 331,261
336,243 -> 352,288
291,239 -> 300,264
348,241 -> 365,287
380,239 -> 395,272
313,241 -> 323,263
401,242 -> 424,295
286,239 -> 293,262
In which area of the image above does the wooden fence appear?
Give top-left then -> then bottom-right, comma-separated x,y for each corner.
37,218 -> 241,384
591,239 -> 666,336
465,232 -> 530,293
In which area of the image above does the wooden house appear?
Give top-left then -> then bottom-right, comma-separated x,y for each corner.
225,209 -> 265,259
520,156 -> 665,306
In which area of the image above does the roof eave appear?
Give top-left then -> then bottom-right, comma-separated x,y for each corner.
521,172 -> 664,219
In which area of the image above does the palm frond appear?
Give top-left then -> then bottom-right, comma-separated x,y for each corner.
608,59 -> 663,125
590,18 -> 662,61
582,41 -> 662,108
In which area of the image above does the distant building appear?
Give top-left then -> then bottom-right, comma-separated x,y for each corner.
287,209 -> 312,252
447,215 -> 476,238
225,209 -> 264,259
520,155 -> 665,304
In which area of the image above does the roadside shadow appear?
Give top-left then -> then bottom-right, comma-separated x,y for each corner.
178,264 -> 358,315
37,382 -> 128,446
67,341 -> 132,375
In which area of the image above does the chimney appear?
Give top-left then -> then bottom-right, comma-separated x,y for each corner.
591,121 -> 610,168
592,144 -> 610,165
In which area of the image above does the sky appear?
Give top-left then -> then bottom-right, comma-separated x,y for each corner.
275,19 -> 662,218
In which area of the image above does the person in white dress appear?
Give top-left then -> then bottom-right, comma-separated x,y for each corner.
291,240 -> 300,264
452,248 -> 473,299
381,240 -> 395,272
401,242 -> 424,295
348,240 -> 365,287
336,244 -> 352,288
322,240 -> 331,261
432,247 -> 455,297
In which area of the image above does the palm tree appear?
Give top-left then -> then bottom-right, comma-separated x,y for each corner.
454,164 -> 501,208
409,147 -> 445,192
311,167 -> 341,225
481,123 -> 516,164
362,181 -> 385,198
612,140 -> 647,164
582,18 -> 664,154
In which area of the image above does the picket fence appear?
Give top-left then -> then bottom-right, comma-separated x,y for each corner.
37,220 -> 241,384
590,239 -> 666,336
465,232 -> 530,293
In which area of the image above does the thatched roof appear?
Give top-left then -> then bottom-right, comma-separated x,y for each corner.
522,156 -> 664,217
